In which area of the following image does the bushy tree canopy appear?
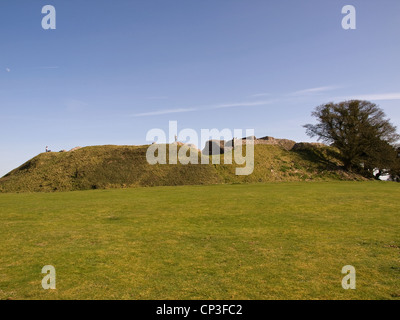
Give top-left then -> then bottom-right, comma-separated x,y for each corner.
304,100 -> 399,176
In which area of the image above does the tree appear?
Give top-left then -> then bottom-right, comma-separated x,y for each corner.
389,146 -> 400,181
304,100 -> 399,175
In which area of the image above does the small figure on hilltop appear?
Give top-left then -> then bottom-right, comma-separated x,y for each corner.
45,146 -> 51,153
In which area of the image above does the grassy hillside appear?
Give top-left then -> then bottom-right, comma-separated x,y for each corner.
0,144 -> 365,193
0,182 -> 399,299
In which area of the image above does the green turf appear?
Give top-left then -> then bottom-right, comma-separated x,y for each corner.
0,181 -> 399,300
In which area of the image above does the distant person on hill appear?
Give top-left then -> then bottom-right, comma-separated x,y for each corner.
45,146 -> 51,153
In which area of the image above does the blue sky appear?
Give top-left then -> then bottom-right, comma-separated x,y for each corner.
1,0 -> 400,176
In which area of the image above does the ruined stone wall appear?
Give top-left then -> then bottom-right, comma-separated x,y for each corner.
202,136 -> 326,155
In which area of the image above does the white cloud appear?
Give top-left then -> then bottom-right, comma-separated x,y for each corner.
212,100 -> 273,109
130,99 -> 273,117
291,86 -> 338,96
131,108 -> 197,117
250,93 -> 270,97
342,93 -> 400,101
5,68 -> 10,72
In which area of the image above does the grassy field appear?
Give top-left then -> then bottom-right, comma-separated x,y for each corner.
0,181 -> 399,300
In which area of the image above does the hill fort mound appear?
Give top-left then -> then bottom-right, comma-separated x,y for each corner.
0,137 -> 366,193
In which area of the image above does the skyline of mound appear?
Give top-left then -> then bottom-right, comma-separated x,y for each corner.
0,141 -> 367,193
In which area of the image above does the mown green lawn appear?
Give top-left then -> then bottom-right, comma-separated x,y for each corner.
0,181 -> 399,300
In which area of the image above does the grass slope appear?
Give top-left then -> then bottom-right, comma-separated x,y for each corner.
0,144 -> 364,193
0,182 -> 399,299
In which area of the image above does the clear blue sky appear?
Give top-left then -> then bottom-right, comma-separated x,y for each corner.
1,0 -> 400,176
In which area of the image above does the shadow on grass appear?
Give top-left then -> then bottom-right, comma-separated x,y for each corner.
292,147 -> 344,171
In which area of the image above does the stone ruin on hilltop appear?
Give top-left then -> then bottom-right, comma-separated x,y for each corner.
202,136 -> 325,155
